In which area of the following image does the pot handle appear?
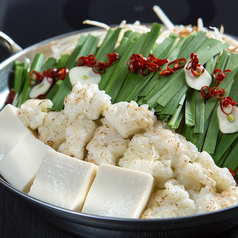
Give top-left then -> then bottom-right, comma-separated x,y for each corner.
0,31 -> 22,54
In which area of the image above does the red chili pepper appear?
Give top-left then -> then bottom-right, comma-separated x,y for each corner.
147,54 -> 169,65
4,88 -> 15,105
160,68 -> 174,76
201,86 -> 237,116
35,94 -> 47,99
210,87 -> 225,98
168,58 -> 187,71
77,53 -> 118,74
127,53 -> 146,73
160,58 -> 187,76
77,54 -> 97,67
229,169 -> 236,179
201,86 -> 211,100
43,67 -> 69,81
213,69 -> 231,85
30,67 -> 69,87
186,53 -> 204,76
220,96 -> 237,115
104,52 -> 118,68
43,68 -> 58,78
201,86 -> 225,100
92,61 -> 106,74
30,70 -> 44,85
53,67 -> 69,80
127,53 -> 168,76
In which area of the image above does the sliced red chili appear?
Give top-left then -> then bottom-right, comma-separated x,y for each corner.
127,53 -> 169,76
186,53 -> 204,76
30,70 -> 44,85
92,61 -> 106,74
4,88 -> 15,105
220,96 -> 237,115
201,85 -> 237,116
147,54 -> 169,65
168,58 -> 187,71
43,68 -> 58,78
213,69 -> 231,85
55,67 -> 69,80
77,54 -> 97,67
201,86 -> 211,100
104,52 -> 118,68
160,58 -> 186,76
229,169 -> 236,179
210,87 -> 225,99
35,94 -> 47,99
160,68 -> 174,76
201,86 -> 225,100
127,53 -> 146,73
43,67 -> 69,82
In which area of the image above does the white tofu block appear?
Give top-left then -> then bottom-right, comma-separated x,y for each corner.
0,133 -> 53,193
0,104 -> 32,161
82,163 -> 155,218
28,150 -> 98,211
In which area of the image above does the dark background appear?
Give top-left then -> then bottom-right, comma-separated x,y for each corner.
1,0 -> 238,237
1,0 -> 238,62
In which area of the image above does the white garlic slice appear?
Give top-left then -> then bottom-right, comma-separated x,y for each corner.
29,77 -> 52,99
69,66 -> 101,86
217,105 -> 238,134
184,63 -> 212,90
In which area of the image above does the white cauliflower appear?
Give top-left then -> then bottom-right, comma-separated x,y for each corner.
141,179 -> 197,218
195,151 -> 236,192
38,111 -> 68,150
103,101 -> 156,138
58,115 -> 97,159
143,121 -> 199,168
190,186 -> 238,214
64,82 -> 111,120
86,123 -> 129,165
119,133 -> 174,188
18,99 -> 53,130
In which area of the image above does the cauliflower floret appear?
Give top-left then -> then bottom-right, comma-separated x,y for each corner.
58,115 -> 97,159
195,151 -> 236,192
144,121 -> 199,168
18,99 -> 53,130
141,179 -> 197,218
64,82 -> 111,120
190,186 -> 238,214
85,124 -> 129,165
119,133 -> 174,188
103,101 -> 156,138
38,111 -> 68,150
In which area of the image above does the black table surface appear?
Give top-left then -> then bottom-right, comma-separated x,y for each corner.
1,183 -> 238,238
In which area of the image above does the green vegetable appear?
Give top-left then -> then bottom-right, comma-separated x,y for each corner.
20,53 -> 46,104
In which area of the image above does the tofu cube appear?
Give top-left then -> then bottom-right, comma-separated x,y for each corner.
28,150 -> 98,211
0,133 -> 53,193
0,104 -> 32,161
82,163 -> 155,218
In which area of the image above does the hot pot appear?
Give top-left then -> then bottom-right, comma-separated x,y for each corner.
1,27 -> 238,238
